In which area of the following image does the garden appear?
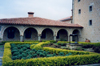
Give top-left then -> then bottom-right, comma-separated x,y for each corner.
2,41 -> 100,66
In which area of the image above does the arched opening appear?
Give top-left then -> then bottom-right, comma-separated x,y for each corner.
3,27 -> 20,41
24,28 -> 38,40
41,28 -> 53,40
72,29 -> 80,41
56,29 -> 68,41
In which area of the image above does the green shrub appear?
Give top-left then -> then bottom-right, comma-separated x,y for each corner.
4,43 -> 11,48
53,53 -> 56,56
12,56 -> 17,60
30,50 -> 34,54
57,41 -> 69,45
17,45 -> 22,49
22,53 -> 27,57
30,44 -> 36,49
79,42 -> 100,46
30,41 -> 50,50
47,54 -> 53,57
11,50 -> 18,53
43,51 -> 47,56
41,40 -> 56,43
58,52 -> 64,56
39,53 -> 45,57
25,49 -> 30,52
18,54 -> 23,59
11,47 -> 18,50
32,54 -> 37,57
68,53 -> 72,55
19,49 -> 23,54
22,47 -> 27,51
11,44 -> 16,47
21,57 -> 26,59
13,52 -> 20,56
47,51 -> 50,54
3,42 -> 100,66
26,56 -> 31,59
36,52 -> 40,55
37,50 -> 44,53
43,47 -> 93,55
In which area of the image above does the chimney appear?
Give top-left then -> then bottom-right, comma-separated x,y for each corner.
28,12 -> 34,17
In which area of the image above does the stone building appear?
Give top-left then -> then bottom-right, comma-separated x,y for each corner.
0,12 -> 82,42
0,0 -> 99,42
72,0 -> 100,42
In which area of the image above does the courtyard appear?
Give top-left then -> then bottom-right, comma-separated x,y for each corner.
1,41 -> 100,66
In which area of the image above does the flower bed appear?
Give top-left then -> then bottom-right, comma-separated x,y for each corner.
2,42 -> 100,66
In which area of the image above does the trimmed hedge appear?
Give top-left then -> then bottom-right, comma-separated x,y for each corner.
3,54 -> 100,66
30,41 -> 50,50
57,41 -> 100,47
10,42 -> 39,44
79,42 -> 100,46
42,40 -> 56,43
2,41 -> 39,45
57,41 -> 69,44
43,47 -> 94,55
2,42 -> 100,66
2,43 -> 12,66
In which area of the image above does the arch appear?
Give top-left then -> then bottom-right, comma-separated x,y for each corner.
72,29 -> 80,41
41,28 -> 53,40
56,29 -> 68,41
24,28 -> 38,40
3,27 -> 20,41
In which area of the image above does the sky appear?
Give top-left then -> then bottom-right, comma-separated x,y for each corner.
0,0 -> 72,20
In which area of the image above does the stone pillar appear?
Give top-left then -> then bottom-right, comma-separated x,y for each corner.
20,35 -> 24,42
38,34 -> 41,41
54,36 -> 57,41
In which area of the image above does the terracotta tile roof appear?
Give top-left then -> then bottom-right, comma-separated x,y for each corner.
0,17 -> 83,28
59,16 -> 72,21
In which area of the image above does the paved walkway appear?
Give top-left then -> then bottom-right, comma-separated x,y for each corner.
0,45 -> 4,66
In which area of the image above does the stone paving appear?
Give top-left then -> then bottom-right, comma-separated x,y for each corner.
0,45 -> 4,66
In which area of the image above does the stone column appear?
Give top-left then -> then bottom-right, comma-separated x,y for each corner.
38,34 -> 41,41
20,35 -> 24,42
54,35 -> 57,41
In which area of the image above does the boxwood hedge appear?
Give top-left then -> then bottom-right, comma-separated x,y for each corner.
2,42 -> 100,66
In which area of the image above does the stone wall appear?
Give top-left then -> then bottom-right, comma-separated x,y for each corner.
0,25 -> 82,41
73,0 -> 100,42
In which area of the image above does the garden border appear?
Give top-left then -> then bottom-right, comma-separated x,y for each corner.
2,42 -> 100,66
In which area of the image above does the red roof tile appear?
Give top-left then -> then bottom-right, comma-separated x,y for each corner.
0,17 -> 83,28
59,16 -> 72,21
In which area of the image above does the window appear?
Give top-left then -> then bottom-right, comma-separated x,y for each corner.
41,30 -> 46,39
89,20 -> 92,26
7,29 -> 15,39
78,0 -> 81,2
78,9 -> 81,14
89,6 -> 92,12
56,34 -> 59,39
25,30 -> 32,39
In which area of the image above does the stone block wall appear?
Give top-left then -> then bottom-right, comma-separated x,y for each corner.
73,0 -> 100,42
